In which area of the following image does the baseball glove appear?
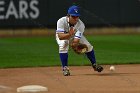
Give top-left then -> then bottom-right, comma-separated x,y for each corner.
71,43 -> 88,54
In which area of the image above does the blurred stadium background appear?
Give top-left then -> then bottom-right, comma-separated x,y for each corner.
0,0 -> 140,36
0,0 -> 140,68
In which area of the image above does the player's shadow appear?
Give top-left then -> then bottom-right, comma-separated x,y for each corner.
83,72 -> 139,76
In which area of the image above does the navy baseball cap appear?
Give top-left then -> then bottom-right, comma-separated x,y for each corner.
68,5 -> 80,16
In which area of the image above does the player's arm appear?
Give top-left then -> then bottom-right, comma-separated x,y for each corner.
57,33 -> 71,40
58,27 -> 75,40
70,30 -> 82,47
71,38 -> 80,46
71,22 -> 84,46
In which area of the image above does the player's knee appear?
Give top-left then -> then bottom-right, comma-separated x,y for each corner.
59,50 -> 68,53
59,46 -> 68,53
87,45 -> 93,52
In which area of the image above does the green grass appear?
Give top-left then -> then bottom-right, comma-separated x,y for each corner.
90,35 -> 140,64
0,35 -> 140,68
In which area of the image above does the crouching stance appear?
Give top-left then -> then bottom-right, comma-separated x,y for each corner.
56,5 -> 103,76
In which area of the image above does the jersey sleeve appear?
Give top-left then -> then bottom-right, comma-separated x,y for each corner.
56,18 -> 65,33
74,22 -> 85,39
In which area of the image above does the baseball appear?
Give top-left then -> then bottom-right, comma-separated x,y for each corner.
110,66 -> 115,71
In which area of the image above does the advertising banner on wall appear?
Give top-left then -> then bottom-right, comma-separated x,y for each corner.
0,0 -> 49,28
0,0 -> 140,28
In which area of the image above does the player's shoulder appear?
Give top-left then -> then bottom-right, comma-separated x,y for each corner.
57,16 -> 67,23
78,19 -> 85,27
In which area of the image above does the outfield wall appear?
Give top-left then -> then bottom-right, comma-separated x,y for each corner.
0,0 -> 140,28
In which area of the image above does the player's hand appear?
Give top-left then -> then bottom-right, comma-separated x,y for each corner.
69,26 -> 75,36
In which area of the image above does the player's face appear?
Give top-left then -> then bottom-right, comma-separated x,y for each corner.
69,15 -> 79,25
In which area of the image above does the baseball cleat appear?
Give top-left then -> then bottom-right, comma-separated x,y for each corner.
92,64 -> 103,72
63,66 -> 70,76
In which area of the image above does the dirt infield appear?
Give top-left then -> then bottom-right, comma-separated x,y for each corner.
0,64 -> 140,93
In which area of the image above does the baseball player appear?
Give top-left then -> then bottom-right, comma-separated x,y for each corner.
56,5 -> 103,76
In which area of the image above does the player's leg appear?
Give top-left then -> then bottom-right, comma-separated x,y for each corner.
56,39 -> 70,76
80,36 -> 103,72
79,36 -> 95,64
